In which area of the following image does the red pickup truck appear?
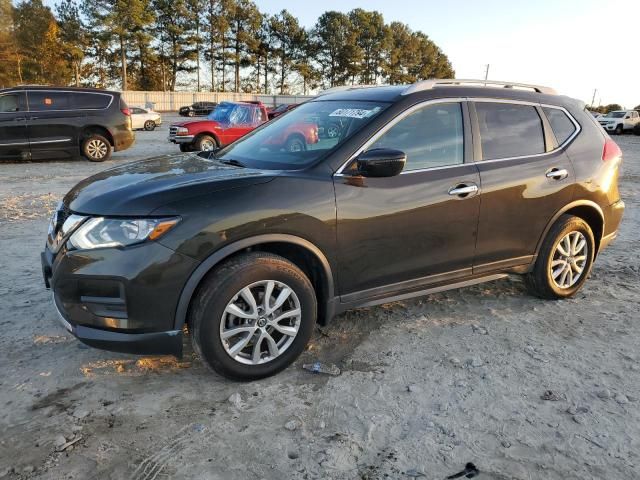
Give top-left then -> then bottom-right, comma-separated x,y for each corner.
169,101 -> 318,152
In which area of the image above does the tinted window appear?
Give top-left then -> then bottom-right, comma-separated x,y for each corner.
0,93 -> 24,112
74,92 -> 112,110
370,103 -> 464,170
28,91 -> 72,111
543,107 -> 576,145
476,103 -> 545,159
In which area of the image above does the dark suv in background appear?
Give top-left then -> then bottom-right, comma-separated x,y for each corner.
42,79 -> 624,380
0,86 -> 135,162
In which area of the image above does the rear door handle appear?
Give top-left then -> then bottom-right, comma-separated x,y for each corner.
448,184 -> 479,197
546,168 -> 569,180
15,117 -> 26,122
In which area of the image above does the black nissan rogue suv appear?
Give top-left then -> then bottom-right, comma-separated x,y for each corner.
0,86 -> 135,162
41,80 -> 625,380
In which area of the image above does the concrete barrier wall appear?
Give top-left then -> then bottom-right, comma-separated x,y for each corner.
122,91 -> 314,111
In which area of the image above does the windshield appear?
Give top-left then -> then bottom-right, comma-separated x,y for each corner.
208,102 -> 254,123
216,100 -> 388,170
605,111 -> 626,118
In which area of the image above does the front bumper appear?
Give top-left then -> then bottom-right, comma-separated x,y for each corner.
169,135 -> 194,144
599,123 -> 617,131
42,239 -> 199,357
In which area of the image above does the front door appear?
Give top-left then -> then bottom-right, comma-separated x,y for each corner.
334,101 -> 481,302
471,101 -> 576,273
0,91 -> 29,161
26,90 -> 80,160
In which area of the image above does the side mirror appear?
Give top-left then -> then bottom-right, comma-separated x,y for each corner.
356,148 -> 406,178
625,116 -> 630,119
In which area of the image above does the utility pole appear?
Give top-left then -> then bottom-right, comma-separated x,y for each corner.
484,64 -> 490,83
591,88 -> 597,108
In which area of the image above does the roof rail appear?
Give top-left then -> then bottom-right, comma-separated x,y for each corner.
402,79 -> 557,96
317,84 -> 386,97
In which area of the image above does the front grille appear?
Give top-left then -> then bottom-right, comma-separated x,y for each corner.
169,126 -> 178,135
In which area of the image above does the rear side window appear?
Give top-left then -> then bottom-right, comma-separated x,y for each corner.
543,107 -> 577,145
74,92 -> 112,110
28,91 -> 72,111
0,93 -> 25,112
476,102 -> 545,160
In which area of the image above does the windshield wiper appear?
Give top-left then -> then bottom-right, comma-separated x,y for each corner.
219,158 -> 246,168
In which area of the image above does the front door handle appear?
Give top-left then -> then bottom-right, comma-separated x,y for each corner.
14,117 -> 26,122
546,168 -> 569,180
448,184 -> 479,197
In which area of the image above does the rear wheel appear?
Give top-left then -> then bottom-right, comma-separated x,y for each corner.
634,124 -> 640,136
82,134 -> 112,162
144,120 -> 156,131
285,135 -> 306,152
190,252 -> 317,380
525,215 -> 595,299
195,135 -> 217,152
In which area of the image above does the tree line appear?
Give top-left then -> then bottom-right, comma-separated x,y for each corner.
0,0 -> 455,94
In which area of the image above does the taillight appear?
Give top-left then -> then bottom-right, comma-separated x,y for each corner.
602,137 -> 622,162
121,108 -> 131,116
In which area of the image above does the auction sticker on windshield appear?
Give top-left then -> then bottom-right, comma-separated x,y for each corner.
329,107 -> 381,119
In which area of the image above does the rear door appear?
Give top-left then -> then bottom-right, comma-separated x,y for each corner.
471,100 -> 576,273
26,90 -> 79,160
334,101 -> 481,301
0,91 -> 29,161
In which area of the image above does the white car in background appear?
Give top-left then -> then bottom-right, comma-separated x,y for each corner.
597,110 -> 640,135
130,107 -> 162,131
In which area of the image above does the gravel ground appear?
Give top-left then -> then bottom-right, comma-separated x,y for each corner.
0,127 -> 638,480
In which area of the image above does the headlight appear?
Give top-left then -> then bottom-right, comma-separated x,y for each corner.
68,217 -> 180,250
176,127 -> 189,135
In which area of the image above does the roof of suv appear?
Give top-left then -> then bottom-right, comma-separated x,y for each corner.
0,85 -> 119,95
315,79 -> 582,110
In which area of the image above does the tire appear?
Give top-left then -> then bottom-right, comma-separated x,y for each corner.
81,134 -> 112,162
525,215 -> 595,300
194,135 -> 217,152
144,120 -> 156,131
190,252 -> 317,380
326,123 -> 341,138
633,124 -> 640,136
179,144 -> 191,153
285,135 -> 306,152
614,124 -> 623,135
188,110 -> 195,117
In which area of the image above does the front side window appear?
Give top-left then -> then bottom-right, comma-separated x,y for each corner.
476,102 -> 545,160
543,107 -> 577,145
0,93 -> 23,112
28,91 -> 72,111
369,102 -> 464,170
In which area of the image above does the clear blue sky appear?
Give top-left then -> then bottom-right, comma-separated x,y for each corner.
44,0 -> 640,107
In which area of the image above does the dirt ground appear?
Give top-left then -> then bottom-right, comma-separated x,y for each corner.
0,122 -> 639,480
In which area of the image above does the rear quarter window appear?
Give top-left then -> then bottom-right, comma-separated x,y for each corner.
543,107 -> 577,145
73,92 -> 113,110
476,102 -> 545,159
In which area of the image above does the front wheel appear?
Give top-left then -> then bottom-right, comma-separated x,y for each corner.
614,124 -> 623,135
82,134 -> 112,162
179,144 -> 191,152
190,252 -> 317,380
195,135 -> 217,152
525,215 -> 595,299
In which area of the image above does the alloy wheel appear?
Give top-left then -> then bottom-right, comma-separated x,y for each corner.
550,231 -> 588,289
200,139 -> 215,151
86,139 -> 108,159
219,280 -> 302,365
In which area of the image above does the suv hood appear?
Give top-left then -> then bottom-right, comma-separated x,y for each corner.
64,154 -> 274,216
